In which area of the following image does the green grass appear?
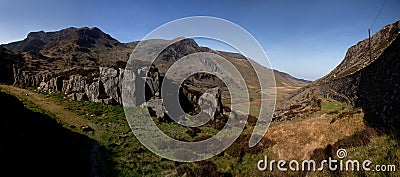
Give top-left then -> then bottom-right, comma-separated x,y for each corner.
44,91 -> 279,176
308,132 -> 400,177
156,121 -> 193,141
321,97 -> 347,113
44,92 -> 179,176
343,135 -> 400,177
9,86 -> 399,176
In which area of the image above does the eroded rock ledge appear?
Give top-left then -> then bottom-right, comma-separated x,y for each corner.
12,64 -> 224,119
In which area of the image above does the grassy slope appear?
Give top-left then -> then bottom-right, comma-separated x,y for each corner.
0,87 -> 94,177
1,84 -> 398,176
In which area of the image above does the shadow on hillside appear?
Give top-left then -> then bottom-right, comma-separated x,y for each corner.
354,35 -> 400,139
363,111 -> 400,139
0,91 -> 103,177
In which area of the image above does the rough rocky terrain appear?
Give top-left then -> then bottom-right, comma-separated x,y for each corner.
0,27 -> 308,121
1,26 -> 308,89
1,21 -> 399,177
284,20 -> 400,126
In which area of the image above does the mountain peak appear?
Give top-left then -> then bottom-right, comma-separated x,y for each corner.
2,26 -> 122,53
0,27 -> 131,68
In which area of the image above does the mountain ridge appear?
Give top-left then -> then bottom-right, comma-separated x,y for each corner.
1,27 -> 308,88
315,21 -> 400,84
284,20 -> 400,126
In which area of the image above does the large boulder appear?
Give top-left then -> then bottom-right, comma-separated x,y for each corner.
198,87 -> 223,117
100,67 -> 122,104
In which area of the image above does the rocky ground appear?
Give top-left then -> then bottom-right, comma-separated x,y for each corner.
1,20 -> 399,176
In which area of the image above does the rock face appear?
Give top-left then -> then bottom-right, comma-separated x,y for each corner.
0,48 -> 24,84
320,34 -> 400,126
316,21 -> 400,83
287,20 -> 400,126
198,87 -> 223,118
16,66 -> 124,105
12,63 -> 224,120
273,97 -> 321,121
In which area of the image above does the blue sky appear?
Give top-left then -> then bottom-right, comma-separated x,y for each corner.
0,0 -> 399,80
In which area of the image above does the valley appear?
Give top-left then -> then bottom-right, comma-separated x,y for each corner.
0,20 -> 399,176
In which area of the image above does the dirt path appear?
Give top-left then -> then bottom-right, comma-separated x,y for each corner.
0,84 -> 93,128
0,84 -> 103,177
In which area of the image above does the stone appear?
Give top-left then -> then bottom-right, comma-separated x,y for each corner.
85,81 -> 101,102
146,98 -> 165,119
75,93 -> 88,101
11,63 -> 226,121
198,87 -> 223,117
100,67 -> 122,104
121,68 -> 138,107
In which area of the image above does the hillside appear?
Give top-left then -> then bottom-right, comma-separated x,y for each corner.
1,27 -> 307,88
1,22 -> 399,177
0,27 -> 308,112
316,21 -> 400,83
1,27 -> 132,69
0,89 -> 94,177
0,48 -> 24,84
286,20 -> 400,127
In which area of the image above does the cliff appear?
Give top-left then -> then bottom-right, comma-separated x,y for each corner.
287,20 -> 400,126
320,34 -> 400,126
0,48 -> 24,84
13,62 -> 223,120
316,21 -> 400,83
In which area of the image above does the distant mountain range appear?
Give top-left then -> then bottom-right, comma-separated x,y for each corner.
0,27 -> 309,88
3,20 -> 398,128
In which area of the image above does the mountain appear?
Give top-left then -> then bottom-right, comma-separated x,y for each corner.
0,48 -> 24,84
3,27 -> 121,52
286,20 -> 400,126
215,50 -> 310,88
273,69 -> 310,87
1,27 -> 308,90
2,27 -> 132,69
136,38 -> 309,88
316,21 -> 400,84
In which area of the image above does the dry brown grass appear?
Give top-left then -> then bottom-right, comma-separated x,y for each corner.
265,111 -> 366,160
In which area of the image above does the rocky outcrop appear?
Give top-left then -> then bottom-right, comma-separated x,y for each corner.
121,62 -> 225,119
12,66 -> 122,104
13,67 -> 51,87
198,87 -> 223,118
320,34 -> 400,126
12,63 -> 224,120
273,97 -> 321,121
180,85 -> 223,117
0,47 -> 24,84
316,21 -> 400,83
287,20 -> 400,126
